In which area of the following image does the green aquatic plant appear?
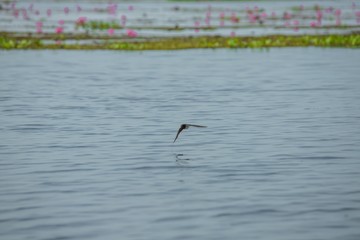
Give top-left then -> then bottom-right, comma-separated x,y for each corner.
78,20 -> 122,31
1,34 -> 359,50
0,36 -> 42,49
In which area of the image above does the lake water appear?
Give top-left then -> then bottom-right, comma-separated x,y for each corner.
1,48 -> 360,240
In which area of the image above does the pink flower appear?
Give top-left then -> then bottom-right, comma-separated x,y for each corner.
13,10 -> 19,19
231,12 -> 240,23
356,11 -> 360,24
293,20 -> 299,32
108,4 -> 117,15
64,7 -> 70,14
77,5 -> 82,12
36,21 -> 43,33
58,20 -> 65,25
248,13 -> 256,23
230,31 -> 236,37
55,26 -> 63,34
22,9 -> 30,21
335,9 -> 342,25
47,9 -> 52,17
325,7 -> 333,13
36,21 -> 43,28
283,11 -> 292,20
334,9 -> 341,17
128,5 -> 134,11
260,12 -> 268,20
108,28 -> 115,36
121,15 -> 127,26
194,21 -> 200,33
219,12 -> 225,19
310,21 -> 318,28
126,29 -> 138,37
205,16 -> 210,26
316,10 -> 323,25
76,17 -> 87,26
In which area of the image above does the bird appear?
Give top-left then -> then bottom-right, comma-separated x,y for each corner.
173,124 -> 207,143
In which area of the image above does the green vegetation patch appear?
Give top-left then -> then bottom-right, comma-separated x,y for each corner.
1,34 -> 359,50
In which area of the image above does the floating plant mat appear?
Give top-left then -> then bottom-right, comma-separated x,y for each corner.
1,34 -> 359,50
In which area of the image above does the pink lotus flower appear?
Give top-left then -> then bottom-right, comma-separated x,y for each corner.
230,31 -> 236,37
260,12 -> 268,20
76,17 -> 87,26
325,7 -> 334,13
108,4 -> 117,15
126,29 -> 138,37
47,9 -> 52,17
55,26 -> 64,34
356,11 -> 360,24
335,9 -> 341,25
310,21 -> 318,28
36,21 -> 43,28
247,13 -> 256,24
219,12 -> 225,19
205,16 -> 210,26
128,5 -> 134,11
231,12 -> 240,23
64,7 -> 70,14
316,10 -> 323,25
194,21 -> 200,33
58,20 -> 65,25
77,5 -> 82,12
36,21 -> 43,33
121,15 -> 127,26
13,9 -> 19,19
22,9 -> 30,21
283,11 -> 292,20
334,9 -> 341,17
293,20 -> 299,32
108,28 -> 115,36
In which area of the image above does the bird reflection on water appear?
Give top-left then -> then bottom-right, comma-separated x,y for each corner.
175,153 -> 191,165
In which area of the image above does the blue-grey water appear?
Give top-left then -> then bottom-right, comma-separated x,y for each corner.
1,48 -> 360,240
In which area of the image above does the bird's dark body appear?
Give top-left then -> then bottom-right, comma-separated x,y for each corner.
173,124 -> 207,143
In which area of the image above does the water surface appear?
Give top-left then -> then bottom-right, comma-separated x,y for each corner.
1,48 -> 360,240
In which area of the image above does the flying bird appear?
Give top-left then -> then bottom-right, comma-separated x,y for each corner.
173,124 -> 207,143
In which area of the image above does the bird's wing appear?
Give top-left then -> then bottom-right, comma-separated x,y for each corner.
188,124 -> 207,128
173,126 -> 185,143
